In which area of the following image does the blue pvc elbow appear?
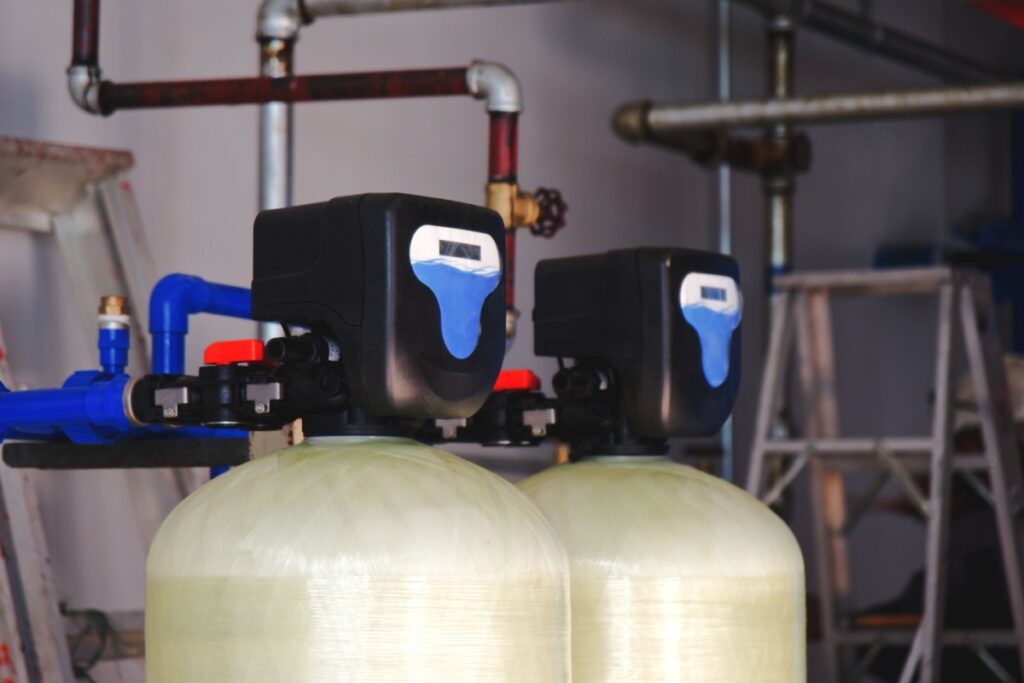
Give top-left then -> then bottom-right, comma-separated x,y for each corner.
150,274 -> 252,374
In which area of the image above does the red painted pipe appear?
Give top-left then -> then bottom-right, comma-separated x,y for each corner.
488,113 -> 519,312
487,112 -> 518,182
969,0 -> 1024,31
72,0 -> 100,66
99,68 -> 471,114
505,230 -> 517,310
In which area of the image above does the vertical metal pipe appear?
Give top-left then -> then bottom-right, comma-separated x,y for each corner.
716,0 -> 732,257
487,113 -> 520,341
765,17 -> 794,282
1013,111 -> 1024,227
72,0 -> 100,66
488,112 -> 519,182
716,0 -> 734,482
258,38 -> 295,341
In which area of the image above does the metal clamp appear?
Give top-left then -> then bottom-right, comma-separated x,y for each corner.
523,408 -> 556,438
436,418 -> 468,440
245,382 -> 282,415
153,387 -> 189,419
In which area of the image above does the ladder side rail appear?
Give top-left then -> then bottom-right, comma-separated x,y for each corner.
95,176 -> 154,374
0,469 -> 44,683
915,282 -> 956,683
960,278 -> 1024,677
747,291 -> 795,496
794,289 -> 842,683
1,468 -> 75,682
807,289 -> 856,681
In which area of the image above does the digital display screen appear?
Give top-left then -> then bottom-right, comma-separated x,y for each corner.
701,286 -> 727,302
439,240 -> 481,261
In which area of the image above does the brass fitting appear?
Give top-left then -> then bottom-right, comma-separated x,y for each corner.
98,295 -> 128,316
486,182 -> 540,229
505,307 -> 520,341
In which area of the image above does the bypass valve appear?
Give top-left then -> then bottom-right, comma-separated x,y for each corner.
529,187 -> 567,238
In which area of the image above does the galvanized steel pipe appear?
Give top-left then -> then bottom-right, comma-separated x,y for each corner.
615,82 -> 1024,135
732,0 -> 1007,83
301,0 -> 557,18
258,33 -> 295,342
764,17 -> 794,279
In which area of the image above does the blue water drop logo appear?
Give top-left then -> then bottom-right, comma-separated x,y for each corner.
682,304 -> 740,387
679,273 -> 742,388
410,225 -> 501,360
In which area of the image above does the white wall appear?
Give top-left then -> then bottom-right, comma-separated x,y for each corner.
0,0 -> 1020,680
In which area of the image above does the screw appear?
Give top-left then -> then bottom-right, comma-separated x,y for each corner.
255,402 -> 268,415
163,407 -> 177,419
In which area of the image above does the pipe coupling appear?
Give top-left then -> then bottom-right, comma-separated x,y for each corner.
486,182 -> 539,229
506,307 -> 519,344
258,0 -> 304,40
467,61 -> 522,113
611,101 -> 651,143
67,64 -> 103,115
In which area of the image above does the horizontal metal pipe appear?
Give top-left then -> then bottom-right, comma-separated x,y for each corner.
733,0 -> 1008,83
617,82 -> 1024,133
302,0 -> 556,18
100,67 -> 470,113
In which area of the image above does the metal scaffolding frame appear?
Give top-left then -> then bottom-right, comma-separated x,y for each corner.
746,267 -> 1024,683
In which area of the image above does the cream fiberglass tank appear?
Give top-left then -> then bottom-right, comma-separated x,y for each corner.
520,456 -> 805,683
146,437 -> 571,682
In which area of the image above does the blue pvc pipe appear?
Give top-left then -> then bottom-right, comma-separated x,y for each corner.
150,274 -> 252,374
98,327 -> 130,375
0,373 -> 134,444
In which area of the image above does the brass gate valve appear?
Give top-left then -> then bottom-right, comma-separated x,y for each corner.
486,182 -> 567,235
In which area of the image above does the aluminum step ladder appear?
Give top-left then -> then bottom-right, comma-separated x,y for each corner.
746,267 -> 1024,683
0,137 -> 189,681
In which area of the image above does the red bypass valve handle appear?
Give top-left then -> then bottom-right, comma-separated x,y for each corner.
204,339 -> 264,365
493,369 -> 541,392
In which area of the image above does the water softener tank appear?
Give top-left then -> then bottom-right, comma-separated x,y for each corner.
519,456 -> 805,683
146,437 -> 570,682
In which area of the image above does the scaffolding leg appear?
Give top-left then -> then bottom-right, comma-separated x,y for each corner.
747,291 -> 794,496
913,283 -> 955,683
960,279 -> 1024,677
794,289 -> 846,683
0,467 -> 74,682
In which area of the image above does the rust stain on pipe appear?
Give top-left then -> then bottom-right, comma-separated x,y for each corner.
488,113 -> 518,182
100,68 -> 470,113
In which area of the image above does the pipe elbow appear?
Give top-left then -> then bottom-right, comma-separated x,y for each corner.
257,0 -> 304,40
150,274 -> 206,335
67,64 -> 103,115
611,101 -> 651,143
467,61 -> 522,114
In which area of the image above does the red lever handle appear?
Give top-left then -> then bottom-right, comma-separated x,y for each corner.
203,339 -> 265,366
493,369 -> 541,392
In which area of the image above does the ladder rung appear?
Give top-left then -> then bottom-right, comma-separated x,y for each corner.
759,440 -> 991,473
762,438 -> 934,456
835,629 -> 1021,647
773,267 -> 954,295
